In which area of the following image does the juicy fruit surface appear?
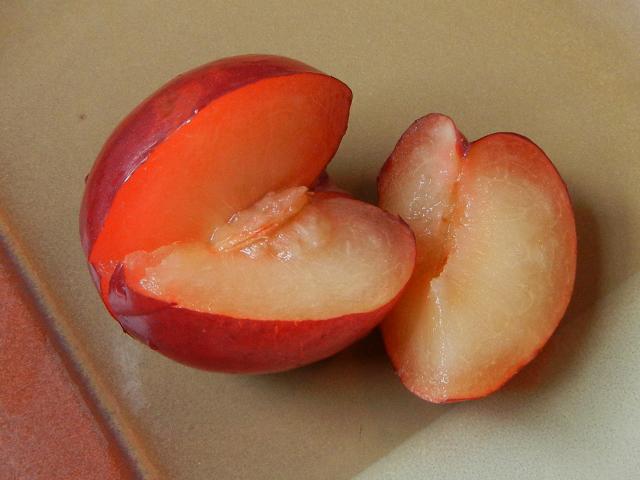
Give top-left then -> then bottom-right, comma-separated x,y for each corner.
379,115 -> 576,402
89,72 -> 351,292
378,115 -> 465,277
124,194 -> 415,321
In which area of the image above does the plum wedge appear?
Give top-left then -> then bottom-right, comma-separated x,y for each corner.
81,55 -> 416,373
111,190 -> 415,372
122,191 -> 413,322
378,114 -> 576,403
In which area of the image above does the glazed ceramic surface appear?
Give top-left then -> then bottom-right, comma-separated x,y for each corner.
1,1 -> 638,478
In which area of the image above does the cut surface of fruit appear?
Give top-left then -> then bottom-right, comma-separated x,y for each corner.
87,66 -> 351,294
379,114 -> 576,403
209,186 -> 311,252
378,114 -> 466,277
123,193 -> 415,321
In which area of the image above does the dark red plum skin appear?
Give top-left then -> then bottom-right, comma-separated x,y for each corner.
108,264 -> 404,373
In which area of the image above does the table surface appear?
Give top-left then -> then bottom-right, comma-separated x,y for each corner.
1,1 -> 639,479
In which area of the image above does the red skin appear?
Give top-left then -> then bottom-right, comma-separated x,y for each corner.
80,55 -> 415,372
108,264 -> 409,373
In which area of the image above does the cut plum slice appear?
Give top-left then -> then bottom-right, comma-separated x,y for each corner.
123,193 -> 416,321
379,114 -> 576,403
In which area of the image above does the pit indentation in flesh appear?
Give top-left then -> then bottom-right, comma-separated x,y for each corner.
124,191 -> 415,321
210,186 -> 311,253
378,115 -> 464,280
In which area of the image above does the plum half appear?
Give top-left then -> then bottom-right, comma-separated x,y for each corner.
378,114 -> 576,402
81,55 -> 415,373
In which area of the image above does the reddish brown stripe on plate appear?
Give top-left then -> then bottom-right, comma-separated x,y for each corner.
0,251 -> 134,480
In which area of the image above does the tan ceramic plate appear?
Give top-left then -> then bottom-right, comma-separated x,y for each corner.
2,1 -> 639,478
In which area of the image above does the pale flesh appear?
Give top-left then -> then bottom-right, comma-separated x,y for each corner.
124,191 -> 415,321
380,115 -> 576,402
